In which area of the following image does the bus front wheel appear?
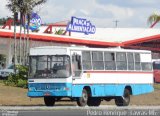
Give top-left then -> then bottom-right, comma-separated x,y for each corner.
77,89 -> 88,106
44,96 -> 55,106
115,88 -> 130,106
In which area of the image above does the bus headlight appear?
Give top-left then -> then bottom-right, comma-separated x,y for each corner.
29,87 -> 35,91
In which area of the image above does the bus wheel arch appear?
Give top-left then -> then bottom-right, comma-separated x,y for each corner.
84,86 -> 92,97
115,87 -> 131,106
125,86 -> 132,95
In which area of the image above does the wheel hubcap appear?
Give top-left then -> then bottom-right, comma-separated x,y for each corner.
124,93 -> 130,102
82,92 -> 87,102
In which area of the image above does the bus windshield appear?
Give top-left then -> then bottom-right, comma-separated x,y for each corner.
29,55 -> 71,78
153,61 -> 160,70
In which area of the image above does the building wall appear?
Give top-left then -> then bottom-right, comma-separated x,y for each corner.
0,37 -> 12,66
0,37 -> 71,66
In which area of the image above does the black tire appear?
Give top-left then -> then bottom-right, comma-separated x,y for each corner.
77,89 -> 88,106
44,96 -> 55,106
115,88 -> 130,106
87,97 -> 101,106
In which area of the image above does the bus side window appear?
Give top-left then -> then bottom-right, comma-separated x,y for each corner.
92,51 -> 104,70
127,53 -> 134,70
116,52 -> 127,70
104,52 -> 116,70
135,53 -> 141,70
142,63 -> 152,71
82,51 -> 92,70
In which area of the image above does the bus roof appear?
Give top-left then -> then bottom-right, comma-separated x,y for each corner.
30,46 -> 151,56
152,59 -> 160,62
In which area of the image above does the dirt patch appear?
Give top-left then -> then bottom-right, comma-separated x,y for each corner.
0,82 -> 160,106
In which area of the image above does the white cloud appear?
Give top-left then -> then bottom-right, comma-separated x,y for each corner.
0,0 -> 12,18
37,0 -> 160,27
0,0 -> 160,28
79,9 -> 89,16
104,4 -> 134,20
130,0 -> 158,5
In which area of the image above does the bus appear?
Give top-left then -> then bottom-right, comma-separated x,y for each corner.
27,46 -> 154,107
152,60 -> 160,83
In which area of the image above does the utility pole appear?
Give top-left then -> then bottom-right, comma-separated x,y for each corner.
113,20 -> 119,28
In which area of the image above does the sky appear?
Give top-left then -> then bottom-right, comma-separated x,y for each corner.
0,0 -> 160,28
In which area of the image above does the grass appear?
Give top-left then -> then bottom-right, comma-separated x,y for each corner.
0,82 -> 76,106
0,82 -> 44,106
0,80 -> 3,83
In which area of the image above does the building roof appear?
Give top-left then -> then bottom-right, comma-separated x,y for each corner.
0,26 -> 160,51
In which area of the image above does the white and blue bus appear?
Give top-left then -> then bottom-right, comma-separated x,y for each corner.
28,46 -> 154,106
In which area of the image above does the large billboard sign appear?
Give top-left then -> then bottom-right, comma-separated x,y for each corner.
26,12 -> 42,31
66,16 -> 96,35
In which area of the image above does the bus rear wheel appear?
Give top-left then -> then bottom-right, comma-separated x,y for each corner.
87,97 -> 101,106
77,89 -> 88,107
115,88 -> 130,106
44,96 -> 55,106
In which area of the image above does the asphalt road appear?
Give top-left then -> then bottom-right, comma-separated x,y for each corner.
0,106 -> 160,116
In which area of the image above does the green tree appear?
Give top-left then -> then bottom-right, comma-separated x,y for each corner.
0,17 -> 9,25
55,29 -> 65,35
6,0 -> 47,65
148,13 -> 160,27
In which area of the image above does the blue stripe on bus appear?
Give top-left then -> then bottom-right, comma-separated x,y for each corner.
28,83 -> 72,97
71,84 -> 154,97
27,83 -> 154,97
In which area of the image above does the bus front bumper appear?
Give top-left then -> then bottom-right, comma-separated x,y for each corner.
27,83 -> 72,97
27,90 -> 71,97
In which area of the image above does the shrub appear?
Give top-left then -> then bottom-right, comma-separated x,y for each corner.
3,65 -> 28,88
17,79 -> 27,88
3,75 -> 17,87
